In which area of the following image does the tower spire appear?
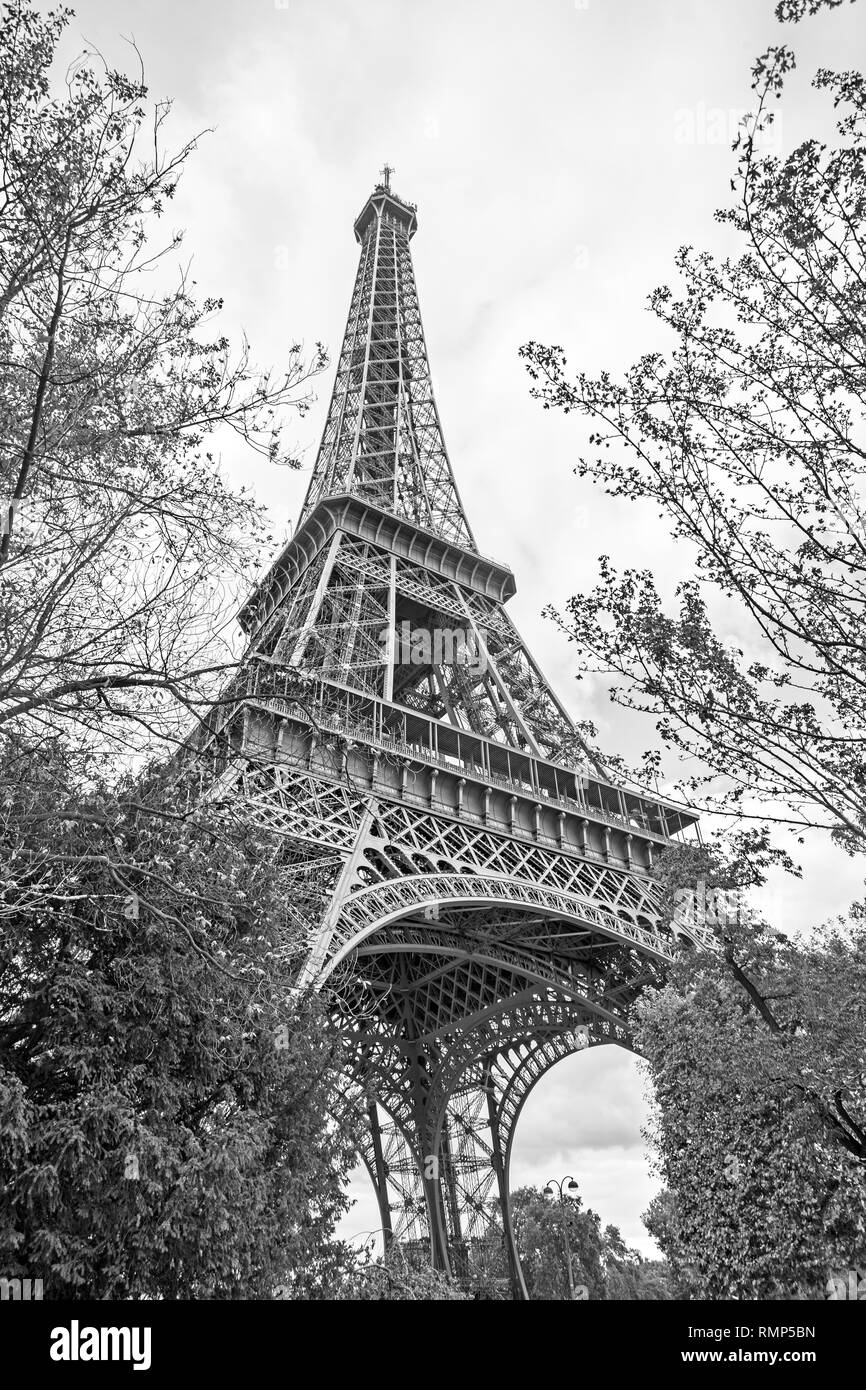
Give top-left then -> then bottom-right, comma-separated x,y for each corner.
297,179 -> 475,551
244,178 -> 607,771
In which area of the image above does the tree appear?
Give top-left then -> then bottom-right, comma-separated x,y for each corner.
642,1191 -> 698,1298
327,1245 -> 470,1301
0,1 -> 325,761
601,1223 -> 675,1301
499,1184 -> 677,1300
521,0 -> 866,1295
0,741 -> 357,1299
0,3 -> 352,1300
506,1184 -> 605,1299
520,0 -> 866,854
634,901 -> 866,1298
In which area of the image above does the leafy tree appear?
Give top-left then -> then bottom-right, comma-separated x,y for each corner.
0,0 -> 324,760
602,1223 -> 675,1300
0,3 -> 350,1300
642,1191 -> 698,1298
0,741 -> 356,1299
327,1245 -> 470,1301
521,0 -> 866,1296
509,1184 -> 604,1299
634,885 -> 866,1298
501,1184 -> 677,1300
505,1184 -> 621,1299
520,0 -> 866,853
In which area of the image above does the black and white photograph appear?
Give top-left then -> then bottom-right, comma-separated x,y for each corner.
1,0 -> 864,1364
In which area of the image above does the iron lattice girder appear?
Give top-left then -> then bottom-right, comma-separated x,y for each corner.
339,927 -> 641,1048
214,695 -> 694,863
198,700 -> 700,1281
336,994 -> 622,1279
240,495 -> 515,642
242,512 -> 588,764
298,191 -> 474,551
212,752 -> 692,942
217,742 -> 698,936
308,870 -> 676,985
334,920 -> 644,1127
193,178 -> 703,1290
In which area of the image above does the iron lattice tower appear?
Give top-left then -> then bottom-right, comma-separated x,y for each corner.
197,174 -> 705,1296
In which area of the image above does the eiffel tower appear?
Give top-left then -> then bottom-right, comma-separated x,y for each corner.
197,169 -> 704,1297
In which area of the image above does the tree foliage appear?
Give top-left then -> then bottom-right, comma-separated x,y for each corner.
0,742 -> 356,1298
507,1184 -> 673,1300
520,0 -> 866,852
328,1246 -> 471,1301
0,3 -> 352,1300
0,0 -> 325,760
522,0 -> 866,1299
636,843 -> 866,1298
322,1185 -> 677,1301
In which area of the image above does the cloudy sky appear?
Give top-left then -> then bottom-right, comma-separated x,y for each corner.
61,0 -> 866,1256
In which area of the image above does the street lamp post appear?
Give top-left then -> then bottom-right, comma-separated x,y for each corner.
545,1174 -> 580,1300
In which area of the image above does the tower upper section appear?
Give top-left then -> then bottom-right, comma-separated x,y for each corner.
297,175 -> 476,552
352,179 -> 417,244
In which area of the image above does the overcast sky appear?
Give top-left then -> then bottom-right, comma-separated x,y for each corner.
61,0 -> 866,1258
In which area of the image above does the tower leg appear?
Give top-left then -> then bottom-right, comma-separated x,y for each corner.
366,1103 -> 394,1252
438,1118 -> 467,1277
485,1072 -> 525,1300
